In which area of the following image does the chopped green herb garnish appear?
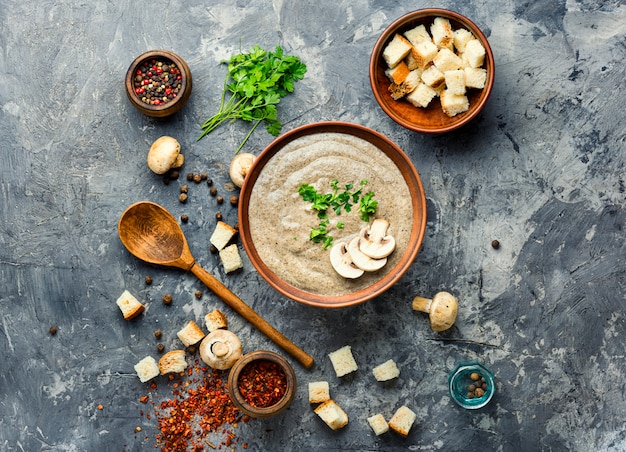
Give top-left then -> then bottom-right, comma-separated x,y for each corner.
297,180 -> 377,248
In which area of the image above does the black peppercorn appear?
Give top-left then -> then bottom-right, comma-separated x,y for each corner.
201,173 -> 208,180
187,173 -> 194,181
230,195 -> 238,206
180,214 -> 189,223
180,184 -> 188,193
210,245 -> 218,254
49,325 -> 57,335
154,329 -> 163,339
193,174 -> 202,184
215,212 -> 222,220
491,240 -> 500,249
206,178 -> 213,187
194,290 -> 202,299
162,294 -> 173,305
162,176 -> 170,185
145,275 -> 153,285
209,187 -> 217,196
179,193 -> 188,203
157,343 -> 165,353
169,170 -> 179,180
216,196 -> 224,204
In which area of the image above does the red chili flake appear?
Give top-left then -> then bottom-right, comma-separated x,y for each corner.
237,360 -> 287,408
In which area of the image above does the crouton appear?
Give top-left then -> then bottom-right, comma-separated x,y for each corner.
444,70 -> 466,95
134,356 -> 160,383
308,381 -> 331,404
430,17 -> 454,49
440,89 -> 469,117
433,48 -> 463,72
204,309 -> 228,332
158,350 -> 187,375
116,290 -> 145,320
219,244 -> 243,273
314,400 -> 349,430
367,413 -> 389,435
177,320 -> 205,347
328,345 -> 358,377
382,34 -> 413,68
464,39 -> 486,68
406,83 -> 438,108
372,359 -> 400,381
210,221 -> 237,251
464,67 -> 487,89
388,405 -> 417,437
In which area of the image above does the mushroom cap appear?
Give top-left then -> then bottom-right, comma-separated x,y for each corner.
347,236 -> 387,272
429,292 -> 458,332
229,153 -> 256,187
330,241 -> 364,279
359,219 -> 396,259
147,136 -> 181,174
199,329 -> 243,370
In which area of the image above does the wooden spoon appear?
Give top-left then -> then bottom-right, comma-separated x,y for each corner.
118,201 -> 314,369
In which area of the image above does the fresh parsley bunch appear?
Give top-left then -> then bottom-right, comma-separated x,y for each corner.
198,45 -> 307,153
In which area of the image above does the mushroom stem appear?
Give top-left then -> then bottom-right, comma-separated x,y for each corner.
412,296 -> 432,313
211,341 -> 229,358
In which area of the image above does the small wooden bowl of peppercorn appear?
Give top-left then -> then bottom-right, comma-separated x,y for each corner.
125,50 -> 192,118
227,350 -> 296,418
448,361 -> 495,409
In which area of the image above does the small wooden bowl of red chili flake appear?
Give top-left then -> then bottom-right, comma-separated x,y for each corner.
228,350 -> 296,418
125,50 -> 192,118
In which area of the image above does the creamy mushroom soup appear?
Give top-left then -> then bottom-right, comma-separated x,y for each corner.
248,132 -> 414,296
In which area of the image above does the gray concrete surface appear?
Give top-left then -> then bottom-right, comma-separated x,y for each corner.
1,0 -> 625,451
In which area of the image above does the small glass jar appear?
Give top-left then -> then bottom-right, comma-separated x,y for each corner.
448,361 -> 495,409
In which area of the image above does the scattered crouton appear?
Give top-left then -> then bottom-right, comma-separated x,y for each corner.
134,356 -> 160,383
314,399 -> 349,430
177,320 -> 205,347
388,405 -> 417,437
328,345 -> 358,377
210,221 -> 237,251
367,413 -> 389,436
204,309 -> 228,332
116,290 -> 145,320
308,381 -> 331,404
372,359 -> 400,382
219,244 -> 243,273
158,350 -> 188,375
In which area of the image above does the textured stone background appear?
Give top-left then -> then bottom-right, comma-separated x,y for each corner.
1,0 -> 625,451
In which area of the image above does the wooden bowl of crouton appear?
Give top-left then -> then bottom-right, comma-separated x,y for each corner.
369,9 -> 494,134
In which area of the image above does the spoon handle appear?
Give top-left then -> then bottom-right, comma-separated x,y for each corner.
190,263 -> 315,369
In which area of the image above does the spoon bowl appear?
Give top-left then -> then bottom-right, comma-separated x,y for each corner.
118,201 -> 314,368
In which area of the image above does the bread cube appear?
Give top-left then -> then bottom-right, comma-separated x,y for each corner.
433,48 -> 463,72
453,28 -> 474,53
388,405 -> 417,437
158,350 -> 187,375
367,413 -> 389,435
412,39 -> 438,68
204,309 -> 228,332
219,244 -> 243,273
314,399 -> 349,430
134,356 -> 160,383
328,345 -> 358,377
464,39 -> 486,68
464,67 -> 487,89
406,83 -> 438,108
421,65 -> 445,88
372,359 -> 400,381
116,290 -> 145,320
382,34 -> 413,68
385,60 -> 410,84
441,90 -> 470,117
430,17 -> 454,49
444,70 -> 466,95
210,221 -> 237,251
389,69 -> 422,100
177,320 -> 205,347
404,24 -> 430,46
308,381 -> 331,404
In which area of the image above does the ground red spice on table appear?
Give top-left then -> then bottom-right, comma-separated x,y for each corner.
139,358 -> 250,451
238,360 -> 287,408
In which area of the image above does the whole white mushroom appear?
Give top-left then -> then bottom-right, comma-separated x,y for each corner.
147,136 -> 184,174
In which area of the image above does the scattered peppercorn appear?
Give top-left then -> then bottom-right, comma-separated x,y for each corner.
162,176 -> 171,185
180,184 -> 188,193
491,239 -> 500,249
209,187 -> 217,196
181,214 -> 189,223
215,212 -> 223,221
169,170 -> 180,180
154,329 -> 163,339
194,290 -> 202,299
179,193 -> 188,203
201,173 -> 208,180
230,195 -> 239,206
206,178 -> 213,187
187,173 -> 194,181
191,174 -> 201,184
49,325 -> 57,335
157,343 -> 165,353
210,245 -> 218,254
145,275 -> 153,285
162,294 -> 173,305
187,344 -> 197,355
216,196 -> 224,204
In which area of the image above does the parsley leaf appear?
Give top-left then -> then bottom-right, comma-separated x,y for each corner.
198,45 -> 307,153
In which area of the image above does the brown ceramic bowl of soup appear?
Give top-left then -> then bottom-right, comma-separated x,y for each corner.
238,122 -> 427,308
370,9 -> 494,133
125,50 -> 192,118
